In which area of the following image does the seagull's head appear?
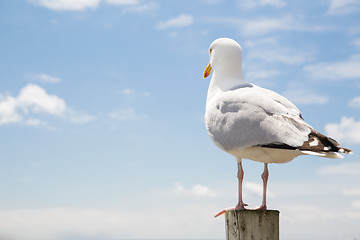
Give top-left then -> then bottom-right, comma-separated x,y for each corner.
203,38 -> 243,79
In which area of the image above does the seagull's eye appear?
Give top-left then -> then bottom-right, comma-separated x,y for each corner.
209,48 -> 213,54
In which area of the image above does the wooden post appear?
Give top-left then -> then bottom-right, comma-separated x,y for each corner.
225,210 -> 279,240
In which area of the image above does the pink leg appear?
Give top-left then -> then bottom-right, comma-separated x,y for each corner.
215,158 -> 247,217
235,159 -> 247,210
257,163 -> 268,210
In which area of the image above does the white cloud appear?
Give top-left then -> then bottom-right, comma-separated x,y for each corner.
118,88 -> 151,99
24,118 -> 43,127
244,182 -> 263,197
318,162 -> 360,175
120,88 -> 135,97
280,203 -> 360,239
28,0 -> 100,11
303,56 -> 360,80
353,38 -> 360,48
246,69 -> 280,80
204,16 -> 332,36
66,109 -> 96,124
325,116 -> 360,143
27,73 -> 61,83
1,181 -> 359,239
156,14 -> 194,30
242,17 -> 295,36
173,182 -> 216,197
105,0 -> 139,5
29,0 -> 157,13
244,181 -> 273,198
348,96 -> 360,108
36,74 -> 61,83
351,200 -> 360,209
248,48 -> 311,64
0,206 -> 224,239
192,184 -> 217,197
23,118 -> 59,131
108,108 -> 147,122
239,0 -> 286,9
282,89 -> 329,105
342,188 -> 360,196
17,84 -> 67,116
0,208 -> 128,239
0,84 -> 95,127
173,182 -> 185,194
201,0 -> 223,4
327,0 -> 360,15
0,95 -> 22,125
244,37 -> 279,48
121,2 -> 157,14
244,36 -> 311,66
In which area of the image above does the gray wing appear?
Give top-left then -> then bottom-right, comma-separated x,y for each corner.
205,85 -> 312,151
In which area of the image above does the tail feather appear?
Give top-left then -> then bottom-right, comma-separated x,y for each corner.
299,130 -> 353,156
259,130 -> 353,158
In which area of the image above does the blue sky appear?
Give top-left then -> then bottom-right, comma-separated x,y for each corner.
1,0 -> 360,239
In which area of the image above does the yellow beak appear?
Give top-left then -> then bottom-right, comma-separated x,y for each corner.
203,63 -> 213,79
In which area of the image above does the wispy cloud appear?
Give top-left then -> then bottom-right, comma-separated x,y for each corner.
66,109 -> 96,124
23,118 -> 59,130
352,200 -> 360,209
244,181 -> 274,198
348,96 -> 360,108
118,88 -> 151,99
238,0 -> 286,9
246,69 -> 280,80
121,2 -> 157,14
173,182 -> 216,197
204,16 -> 333,36
342,188 -> 360,196
105,0 -> 138,5
201,0 -> 223,4
325,116 -> 360,143
108,108 -> 147,122
26,73 -> 61,83
0,206 -> 224,239
248,47 -> 311,64
120,88 -> 135,97
353,38 -> 360,48
327,0 -> 360,15
303,55 -> 360,80
28,0 -> 156,13
0,208 -> 126,239
282,89 -> 329,105
156,14 -> 194,30
241,16 -> 296,36
244,36 -> 312,68
0,84 -> 95,127
318,162 -> 360,175
244,37 -> 279,48
28,0 -> 100,11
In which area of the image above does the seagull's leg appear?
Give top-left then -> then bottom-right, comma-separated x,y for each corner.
235,158 -> 247,210
215,158 -> 247,217
257,163 -> 269,210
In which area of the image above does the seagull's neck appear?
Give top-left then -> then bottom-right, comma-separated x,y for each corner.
206,72 -> 247,106
213,70 -> 245,89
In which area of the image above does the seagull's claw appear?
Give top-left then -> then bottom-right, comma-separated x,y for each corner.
253,204 -> 267,210
214,203 -> 248,218
214,209 -> 228,218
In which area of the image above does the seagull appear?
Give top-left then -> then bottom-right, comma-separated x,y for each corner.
203,38 -> 352,217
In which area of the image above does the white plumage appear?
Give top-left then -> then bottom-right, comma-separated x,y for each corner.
203,38 -> 352,216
